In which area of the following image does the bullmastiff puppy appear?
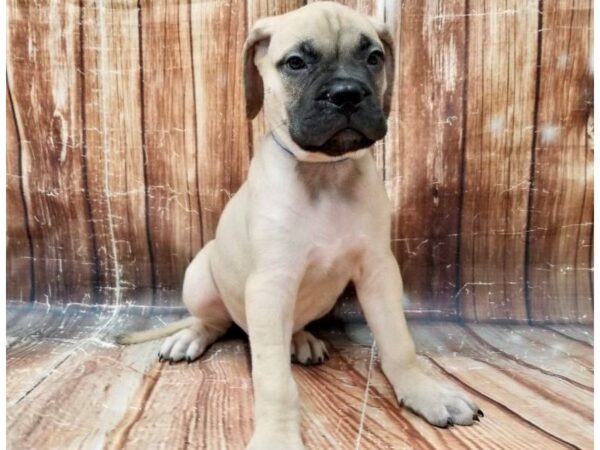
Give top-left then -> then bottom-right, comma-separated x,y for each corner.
118,2 -> 483,448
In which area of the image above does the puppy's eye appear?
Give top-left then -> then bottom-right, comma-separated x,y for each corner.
367,50 -> 384,66
286,56 -> 307,71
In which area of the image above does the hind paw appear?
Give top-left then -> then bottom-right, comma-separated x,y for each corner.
291,330 -> 329,365
158,328 -> 208,363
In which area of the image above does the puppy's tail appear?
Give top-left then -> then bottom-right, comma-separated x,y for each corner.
115,316 -> 197,345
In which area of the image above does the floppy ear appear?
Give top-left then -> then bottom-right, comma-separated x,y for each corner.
243,18 -> 273,120
369,18 -> 395,117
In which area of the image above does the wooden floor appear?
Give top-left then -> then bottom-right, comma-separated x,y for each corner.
7,302 -> 594,450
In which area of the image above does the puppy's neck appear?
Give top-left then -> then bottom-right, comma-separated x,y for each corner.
266,133 -> 364,201
270,133 -> 351,164
296,159 -> 363,201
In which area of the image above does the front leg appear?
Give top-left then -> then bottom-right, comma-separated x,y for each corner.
245,270 -> 304,450
354,251 -> 483,427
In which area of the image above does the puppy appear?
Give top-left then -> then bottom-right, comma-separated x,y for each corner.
118,3 -> 482,448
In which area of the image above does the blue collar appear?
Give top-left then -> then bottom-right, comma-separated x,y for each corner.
270,133 -> 350,164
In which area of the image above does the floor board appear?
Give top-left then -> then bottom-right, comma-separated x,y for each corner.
6,303 -> 594,449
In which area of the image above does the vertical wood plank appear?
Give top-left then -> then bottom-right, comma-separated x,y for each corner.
527,0 -> 593,323
139,1 -> 202,294
384,0 -> 466,317
6,90 -> 33,302
190,0 -> 250,245
82,0 -> 152,302
7,0 -> 96,303
459,0 -> 539,321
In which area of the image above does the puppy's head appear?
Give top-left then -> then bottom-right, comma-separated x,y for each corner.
243,2 -> 394,162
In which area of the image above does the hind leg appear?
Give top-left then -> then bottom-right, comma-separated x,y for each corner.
159,241 -> 232,363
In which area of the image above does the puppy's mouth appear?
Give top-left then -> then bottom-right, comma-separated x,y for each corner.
301,128 -> 375,156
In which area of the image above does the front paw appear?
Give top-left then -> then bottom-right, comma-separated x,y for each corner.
246,431 -> 304,450
395,367 -> 483,427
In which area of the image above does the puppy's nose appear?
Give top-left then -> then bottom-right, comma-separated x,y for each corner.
322,80 -> 369,115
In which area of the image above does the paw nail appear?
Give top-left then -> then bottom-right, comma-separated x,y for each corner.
447,419 -> 454,427
473,415 -> 480,422
477,409 -> 484,418
306,357 -> 312,365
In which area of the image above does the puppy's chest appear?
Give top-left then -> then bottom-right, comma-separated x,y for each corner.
301,200 -> 368,277
292,202 -> 365,325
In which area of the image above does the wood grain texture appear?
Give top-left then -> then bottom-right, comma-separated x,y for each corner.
459,0 -> 540,321
6,302 -> 185,407
6,303 -> 110,406
7,91 -> 33,302
6,306 -> 592,449
408,322 -> 593,449
465,323 -> 593,388
343,341 -> 583,449
139,1 -> 202,293
8,342 -> 160,450
7,0 -> 96,303
191,0 -> 250,245
546,324 -> 594,346
5,1 -> 595,323
526,0 -> 594,323
429,355 -> 591,449
385,0 -> 466,318
113,341 -> 255,449
81,0 -> 153,303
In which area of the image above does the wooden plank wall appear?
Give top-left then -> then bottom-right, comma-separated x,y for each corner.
6,0 -> 594,323
459,0 -> 539,321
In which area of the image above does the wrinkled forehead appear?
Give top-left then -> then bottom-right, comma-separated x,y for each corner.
268,8 -> 382,61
